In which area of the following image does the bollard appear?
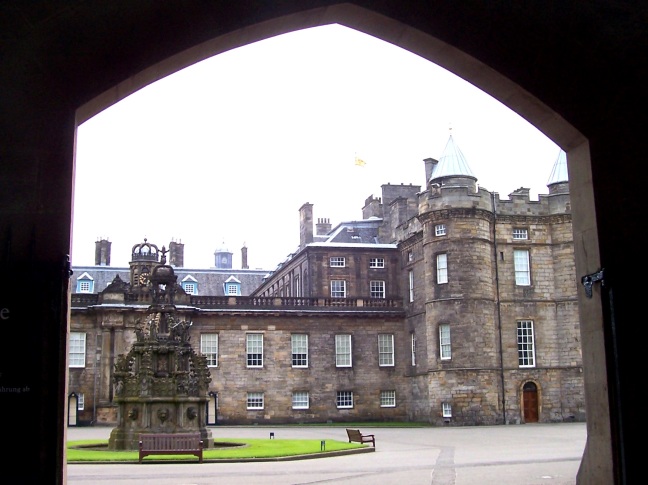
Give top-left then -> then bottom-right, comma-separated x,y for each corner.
270,432 -> 275,439
321,440 -> 326,451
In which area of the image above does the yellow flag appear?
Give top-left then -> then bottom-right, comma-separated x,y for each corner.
354,155 -> 366,167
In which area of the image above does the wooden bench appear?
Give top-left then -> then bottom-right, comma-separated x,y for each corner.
346,428 -> 375,447
138,433 -> 204,463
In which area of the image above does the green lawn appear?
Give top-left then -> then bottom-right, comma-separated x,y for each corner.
67,438 -> 366,462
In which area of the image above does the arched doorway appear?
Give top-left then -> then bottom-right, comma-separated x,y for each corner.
522,381 -> 539,423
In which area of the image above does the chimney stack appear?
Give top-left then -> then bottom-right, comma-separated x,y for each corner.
169,240 -> 184,267
94,238 -> 111,266
316,218 -> 331,235
241,244 -> 248,269
299,203 -> 314,249
424,157 -> 438,185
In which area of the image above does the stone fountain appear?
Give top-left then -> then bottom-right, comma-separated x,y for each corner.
108,246 -> 212,450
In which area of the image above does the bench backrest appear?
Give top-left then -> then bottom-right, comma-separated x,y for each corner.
140,433 -> 202,450
346,429 -> 362,439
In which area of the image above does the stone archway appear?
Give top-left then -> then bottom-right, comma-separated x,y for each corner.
73,6 -> 606,482
5,2 -> 640,484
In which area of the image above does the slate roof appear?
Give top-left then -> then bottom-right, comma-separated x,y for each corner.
547,149 -> 569,185
72,265 -> 270,297
429,134 -> 476,183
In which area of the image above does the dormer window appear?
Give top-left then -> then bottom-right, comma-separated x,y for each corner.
75,272 -> 94,293
224,275 -> 241,296
181,275 -> 198,295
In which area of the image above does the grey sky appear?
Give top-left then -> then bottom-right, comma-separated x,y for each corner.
72,24 -> 560,271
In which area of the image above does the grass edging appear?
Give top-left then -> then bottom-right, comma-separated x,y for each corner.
67,438 -> 373,464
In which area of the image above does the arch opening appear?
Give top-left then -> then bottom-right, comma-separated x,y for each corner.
69,3 -> 604,482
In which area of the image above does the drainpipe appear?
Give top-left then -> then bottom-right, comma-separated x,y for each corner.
93,333 -> 100,424
492,192 -> 507,424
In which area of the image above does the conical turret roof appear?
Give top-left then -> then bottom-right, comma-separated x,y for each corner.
429,134 -> 476,184
547,149 -> 568,185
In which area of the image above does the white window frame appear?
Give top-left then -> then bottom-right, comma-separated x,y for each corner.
226,283 -> 241,295
330,256 -> 345,267
439,324 -> 451,360
246,333 -> 263,368
378,334 -> 395,367
436,253 -> 448,284
201,333 -> 219,367
380,390 -> 396,407
77,392 -> 85,411
336,390 -> 354,408
513,228 -> 528,240
442,402 -> 452,418
69,332 -> 86,368
292,391 -> 309,409
408,270 -> 414,302
246,392 -> 264,410
435,223 -> 447,236
78,280 -> 92,293
369,257 -> 385,268
331,279 -> 346,298
408,251 -> 414,262
514,249 -> 531,286
517,320 -> 536,367
291,334 -> 308,367
370,280 -> 385,299
335,334 -> 352,367
183,282 -> 196,295
411,332 -> 417,366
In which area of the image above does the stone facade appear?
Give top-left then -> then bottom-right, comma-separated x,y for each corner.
68,137 -> 584,427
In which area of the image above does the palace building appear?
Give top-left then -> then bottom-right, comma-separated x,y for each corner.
69,134 -> 584,426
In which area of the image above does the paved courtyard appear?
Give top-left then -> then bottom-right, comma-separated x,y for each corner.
66,422 -> 586,485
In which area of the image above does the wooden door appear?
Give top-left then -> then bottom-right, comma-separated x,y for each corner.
523,382 -> 539,422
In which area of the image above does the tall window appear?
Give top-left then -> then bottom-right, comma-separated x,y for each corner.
330,257 -> 345,267
439,324 -> 451,360
378,334 -> 394,366
331,280 -> 346,298
411,332 -> 417,366
435,224 -> 447,236
408,270 -> 414,302
514,249 -> 531,285
335,334 -> 352,367
436,253 -> 448,284
380,390 -> 396,407
292,391 -> 309,409
246,392 -> 264,409
291,334 -> 308,367
517,320 -> 536,367
246,333 -> 263,367
336,390 -> 353,408
69,332 -> 86,368
442,402 -> 452,418
513,228 -> 528,240
369,257 -> 385,268
200,333 -> 219,367
77,392 -> 85,410
370,280 -> 385,298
